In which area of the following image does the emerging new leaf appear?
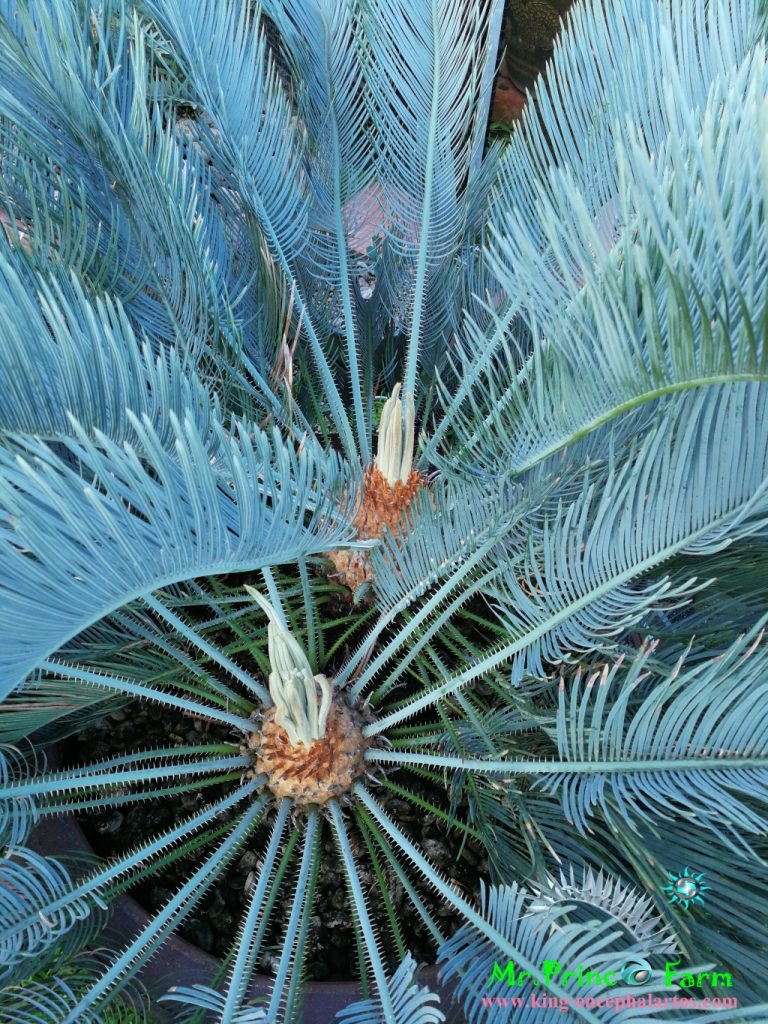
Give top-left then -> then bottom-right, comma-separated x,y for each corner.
376,383 -> 415,487
244,586 -> 372,804
244,586 -> 331,745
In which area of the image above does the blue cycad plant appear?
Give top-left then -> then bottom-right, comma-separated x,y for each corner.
0,0 -> 767,1021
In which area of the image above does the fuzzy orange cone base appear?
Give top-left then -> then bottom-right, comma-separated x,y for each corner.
245,698 -> 369,805
329,464 -> 424,592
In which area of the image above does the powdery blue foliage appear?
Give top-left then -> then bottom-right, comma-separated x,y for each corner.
0,0 -> 766,1021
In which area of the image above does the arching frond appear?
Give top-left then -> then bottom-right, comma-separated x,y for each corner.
0,848 -> 107,984
0,414 -> 353,701
488,0 -> 766,317
58,797 -> 268,1023
0,2 -> 246,359
428,0 -> 768,480
538,622 -> 768,853
0,744 -> 249,853
0,746 -> 39,846
371,624 -> 768,858
260,0 -> 375,458
528,867 -> 677,955
160,983 -> 271,1022
142,0 -> 356,457
0,259 -> 221,448
0,951 -> 151,1024
1,785 -> 260,985
439,883 -> 700,1024
364,383 -> 768,734
487,382 -> 768,683
336,954 -> 444,1024
360,0 -> 498,388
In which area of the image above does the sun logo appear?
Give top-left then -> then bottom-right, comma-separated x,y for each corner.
664,867 -> 709,909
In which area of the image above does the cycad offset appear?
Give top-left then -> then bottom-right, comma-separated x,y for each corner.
0,0 -> 767,1022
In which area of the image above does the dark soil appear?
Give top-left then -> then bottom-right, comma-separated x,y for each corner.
61,701 -> 488,982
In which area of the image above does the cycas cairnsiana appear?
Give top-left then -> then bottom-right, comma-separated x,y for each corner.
1,0 -> 768,1020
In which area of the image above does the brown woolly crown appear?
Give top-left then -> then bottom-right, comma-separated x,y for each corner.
329,464 -> 425,592
245,698 -> 369,805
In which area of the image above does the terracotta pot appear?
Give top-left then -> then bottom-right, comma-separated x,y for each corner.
491,76 -> 527,124
28,814 -> 464,1023
491,57 -> 528,124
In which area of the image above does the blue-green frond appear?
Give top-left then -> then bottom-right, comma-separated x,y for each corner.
143,0 -> 308,258
0,414 -> 353,701
2,784 -> 260,997
160,984 -> 270,1022
489,383 -> 768,683
0,672 -> 127,745
0,2 -> 246,359
259,0 -> 375,262
342,473 -> 555,699
528,867 -> 677,956
361,0 -> 498,390
0,258 -> 222,448
0,847 -> 107,984
428,0 -> 768,480
0,951 -> 151,1024
57,797 -> 268,1023
361,0 -> 495,260
364,383 -> 768,735
537,622 -> 768,853
0,162 -> 129,299
0,746 -> 40,846
256,808 -> 318,1023
1,746 -> 248,839
489,0 -> 766,315
261,0 -> 369,174
438,882 -> 670,1024
143,0 -> 359,455
259,0 -> 376,455
370,477 -> 528,614
336,954 -> 444,1024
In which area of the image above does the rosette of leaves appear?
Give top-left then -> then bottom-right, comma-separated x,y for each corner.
1,0 -> 768,1022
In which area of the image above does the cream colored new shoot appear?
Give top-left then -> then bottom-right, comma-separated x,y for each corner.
375,383 -> 415,487
245,586 -> 331,746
